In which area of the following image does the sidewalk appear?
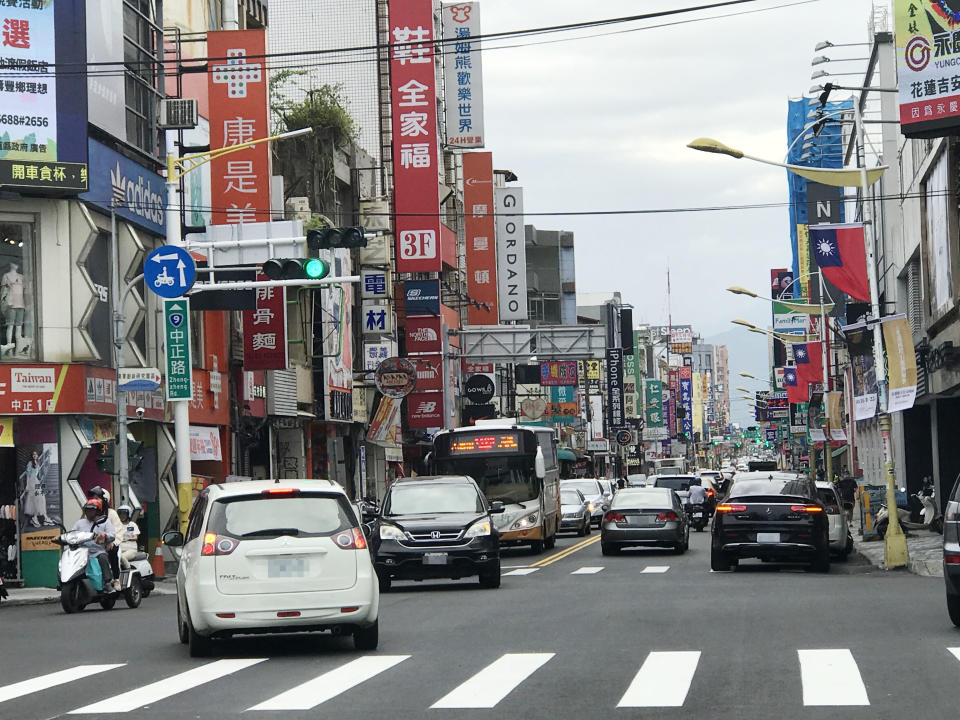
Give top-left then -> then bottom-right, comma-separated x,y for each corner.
1,577 -> 178,607
851,522 -> 944,578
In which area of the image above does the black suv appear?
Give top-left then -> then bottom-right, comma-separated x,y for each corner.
711,472 -> 830,572
369,475 -> 504,591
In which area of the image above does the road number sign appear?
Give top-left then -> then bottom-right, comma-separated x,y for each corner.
164,298 -> 192,401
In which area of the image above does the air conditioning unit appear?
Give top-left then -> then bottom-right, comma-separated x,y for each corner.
159,99 -> 199,129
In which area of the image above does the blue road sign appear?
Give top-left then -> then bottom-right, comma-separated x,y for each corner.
144,245 -> 196,298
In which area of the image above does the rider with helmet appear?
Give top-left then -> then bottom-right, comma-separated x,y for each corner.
116,504 -> 141,567
87,486 -> 122,589
71,497 -> 115,587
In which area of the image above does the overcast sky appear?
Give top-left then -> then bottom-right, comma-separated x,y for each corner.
477,0 -> 882,423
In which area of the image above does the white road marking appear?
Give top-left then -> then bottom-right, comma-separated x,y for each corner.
68,658 -> 266,714
641,566 -> 670,573
503,568 -> 539,576
0,665 -> 124,704
949,647 -> 960,663
798,649 -> 869,706
617,651 -> 700,707
571,566 -> 604,574
431,653 -> 554,708
249,655 -> 410,711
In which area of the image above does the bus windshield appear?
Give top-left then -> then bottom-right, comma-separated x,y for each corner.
435,454 -> 538,505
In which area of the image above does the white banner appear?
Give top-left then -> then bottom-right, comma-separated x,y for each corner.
189,425 -> 222,461
441,2 -> 485,148
495,186 -> 527,321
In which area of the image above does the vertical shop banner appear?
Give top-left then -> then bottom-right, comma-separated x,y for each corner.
807,392 -> 827,442
325,251 -> 354,422
827,391 -> 846,440
623,350 -> 638,418
463,152 -> 497,323
441,2 -> 485,147
670,326 -> 693,355
882,314 -> 918,413
643,379 -> 667,440
548,385 -> 578,424
692,372 -> 704,437
605,348 -> 625,430
844,322 -> 878,420
207,30 -> 270,225
668,370 -> 679,438
242,276 -> 288,370
895,0 -> 960,137
790,402 -> 808,435
389,0 -> 442,272
17,442 -> 60,539
495,186 -> 528,320
678,365 -> 693,440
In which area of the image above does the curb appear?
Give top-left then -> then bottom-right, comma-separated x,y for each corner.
1,581 -> 178,607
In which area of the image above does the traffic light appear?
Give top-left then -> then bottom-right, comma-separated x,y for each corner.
261,257 -> 330,281
307,226 -> 367,250
96,439 -> 116,475
127,439 -> 144,472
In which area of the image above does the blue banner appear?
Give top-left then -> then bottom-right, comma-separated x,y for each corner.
81,139 -> 166,235
405,279 -> 441,316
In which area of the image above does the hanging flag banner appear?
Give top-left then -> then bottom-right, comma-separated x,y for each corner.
808,392 -> 827,443
784,366 -> 808,404
808,223 -> 870,302
843,322 -> 878,420
882,314 -> 918,413
791,342 -> 823,390
826,391 -> 846,440
441,2 -> 485,148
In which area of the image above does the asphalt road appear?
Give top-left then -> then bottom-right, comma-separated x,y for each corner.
1,529 -> 956,720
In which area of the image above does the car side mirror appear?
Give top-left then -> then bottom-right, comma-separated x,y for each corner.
161,530 -> 184,548
489,501 -> 505,514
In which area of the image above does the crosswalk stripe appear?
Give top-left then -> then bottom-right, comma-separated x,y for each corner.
0,665 -> 125,705
248,655 -> 409,711
503,568 -> 539,576
431,653 -> 554,709
68,658 -> 266,714
617,651 -> 700,707
948,647 -> 960,663
571,566 -> 604,574
640,566 -> 670,574
798,649 -> 869,706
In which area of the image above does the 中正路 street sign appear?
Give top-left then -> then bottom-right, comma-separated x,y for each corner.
164,298 -> 192,401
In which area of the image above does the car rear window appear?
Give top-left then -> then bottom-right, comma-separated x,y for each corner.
817,488 -> 840,508
562,481 -> 602,497
730,477 -> 816,501
385,483 -> 484,515
560,491 -> 583,505
612,490 -> 672,509
654,476 -> 694,491
207,493 -> 356,539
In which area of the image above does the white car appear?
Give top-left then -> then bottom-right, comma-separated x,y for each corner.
163,479 -> 379,657
815,481 -> 853,560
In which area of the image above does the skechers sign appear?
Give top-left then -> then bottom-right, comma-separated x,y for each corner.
405,280 -> 441,317
81,139 -> 166,235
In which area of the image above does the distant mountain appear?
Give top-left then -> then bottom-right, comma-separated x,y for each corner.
704,327 -> 769,428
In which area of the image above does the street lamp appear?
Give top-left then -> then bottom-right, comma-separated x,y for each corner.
164,125 -> 313,531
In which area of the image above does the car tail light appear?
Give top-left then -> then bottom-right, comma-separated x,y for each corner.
277,611 -> 301,618
945,553 -> 960,565
216,612 -> 235,618
706,489 -> 715,497
823,504 -> 840,515
603,511 -> 625,523
334,527 -> 367,550
201,533 -> 239,556
716,504 -> 746,513
656,511 -> 679,522
262,488 -> 300,496
790,505 -> 824,513
341,606 -> 360,613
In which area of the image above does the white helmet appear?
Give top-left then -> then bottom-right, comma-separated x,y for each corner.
117,504 -> 132,517
101,489 -> 111,504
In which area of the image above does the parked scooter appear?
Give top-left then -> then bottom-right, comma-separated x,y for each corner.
54,531 -> 142,613
876,481 -> 943,538
688,503 -> 709,532
0,576 -> 7,602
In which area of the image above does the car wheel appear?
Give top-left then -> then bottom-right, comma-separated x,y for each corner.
845,532 -> 854,555
177,601 -> 189,644
479,561 -> 501,589
576,522 -> 586,537
187,605 -> 213,657
933,517 -> 944,534
710,548 -> 731,571
674,540 -> 686,555
354,619 -> 379,651
601,542 -> 620,556
530,539 -> 544,554
585,519 -> 592,535
544,533 -> 556,550
947,593 -> 960,627
377,572 -> 392,594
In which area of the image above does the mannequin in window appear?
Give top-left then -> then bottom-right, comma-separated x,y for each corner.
1,262 -> 25,356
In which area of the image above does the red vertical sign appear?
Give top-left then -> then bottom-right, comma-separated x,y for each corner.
389,0 -> 442,273
464,152 -> 497,323
242,275 -> 288,370
207,30 -> 271,226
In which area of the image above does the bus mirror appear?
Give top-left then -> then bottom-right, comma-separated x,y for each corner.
490,501 -> 505,514
535,449 -> 546,480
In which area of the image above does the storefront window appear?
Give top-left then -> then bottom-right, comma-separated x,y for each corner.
0,217 -> 37,361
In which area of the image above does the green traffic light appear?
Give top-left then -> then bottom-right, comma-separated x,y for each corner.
305,258 -> 327,278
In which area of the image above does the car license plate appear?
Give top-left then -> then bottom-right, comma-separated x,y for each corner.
423,552 -> 448,565
268,557 -> 307,578
693,512 -> 704,518
757,533 -> 781,543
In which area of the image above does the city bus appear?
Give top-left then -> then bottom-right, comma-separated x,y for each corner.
431,419 -> 560,553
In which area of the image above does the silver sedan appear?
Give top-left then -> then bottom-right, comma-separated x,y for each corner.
600,488 -> 690,555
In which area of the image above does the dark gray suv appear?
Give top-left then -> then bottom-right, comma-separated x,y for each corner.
943,474 -> 960,625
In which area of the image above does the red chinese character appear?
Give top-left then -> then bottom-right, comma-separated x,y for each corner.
2,19 -> 30,50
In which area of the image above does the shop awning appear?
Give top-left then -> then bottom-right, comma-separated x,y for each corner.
831,445 -> 848,458
558,448 -> 578,462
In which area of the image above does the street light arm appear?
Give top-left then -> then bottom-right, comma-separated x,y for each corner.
167,127 -> 313,183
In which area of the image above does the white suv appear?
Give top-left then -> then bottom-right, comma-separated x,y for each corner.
163,479 -> 379,657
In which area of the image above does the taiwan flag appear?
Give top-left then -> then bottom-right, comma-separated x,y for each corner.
792,342 -> 823,387
783,366 -> 808,404
809,223 -> 870,302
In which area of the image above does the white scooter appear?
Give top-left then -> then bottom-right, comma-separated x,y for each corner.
875,484 -> 943,538
54,531 -> 143,613
121,548 -> 155,598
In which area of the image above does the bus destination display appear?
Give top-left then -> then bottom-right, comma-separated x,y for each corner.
448,433 -> 521,455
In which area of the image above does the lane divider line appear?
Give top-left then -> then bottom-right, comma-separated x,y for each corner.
531,534 -> 601,568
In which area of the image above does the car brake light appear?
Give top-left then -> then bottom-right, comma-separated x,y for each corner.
603,511 -> 625,523
945,553 -> 960,565
790,505 -> 823,513
334,527 -> 367,550
716,504 -> 746,513
262,488 -> 300,496
656,511 -> 679,522
201,533 -> 239,556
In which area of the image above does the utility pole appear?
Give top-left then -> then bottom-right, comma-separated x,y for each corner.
111,204 -> 130,504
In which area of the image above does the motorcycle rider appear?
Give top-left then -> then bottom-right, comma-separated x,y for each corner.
88,486 -> 122,590
688,482 -> 707,510
72,497 -> 115,589
116,504 -> 140,568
